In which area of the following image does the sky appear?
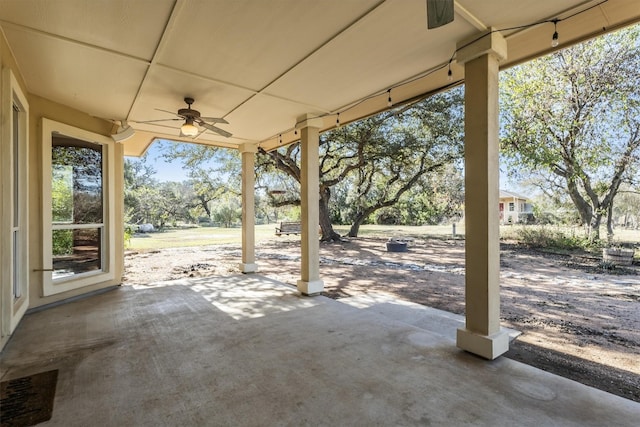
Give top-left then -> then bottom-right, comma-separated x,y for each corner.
126,139 -> 527,196
126,139 -> 191,183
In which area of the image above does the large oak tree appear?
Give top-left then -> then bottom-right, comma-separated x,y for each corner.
500,25 -> 640,240
258,88 -> 464,241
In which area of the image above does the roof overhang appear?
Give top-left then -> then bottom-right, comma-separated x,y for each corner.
1,0 -> 638,156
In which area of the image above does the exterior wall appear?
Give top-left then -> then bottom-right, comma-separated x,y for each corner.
0,27 -> 30,349
499,197 -> 532,224
28,95 -> 124,308
1,26 -> 124,350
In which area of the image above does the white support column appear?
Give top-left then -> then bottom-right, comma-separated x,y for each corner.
455,29 -> 510,359
295,114 -> 324,296
239,143 -> 258,273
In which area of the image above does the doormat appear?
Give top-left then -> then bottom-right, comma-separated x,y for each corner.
0,370 -> 58,427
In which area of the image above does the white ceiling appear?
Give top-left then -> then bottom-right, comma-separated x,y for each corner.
1,0 -> 639,155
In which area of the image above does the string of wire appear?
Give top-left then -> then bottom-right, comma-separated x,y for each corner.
271,0 -> 608,144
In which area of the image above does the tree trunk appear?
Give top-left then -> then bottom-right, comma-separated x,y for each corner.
606,201 -> 615,243
319,187 -> 341,242
589,213 -> 602,241
198,195 -> 212,218
566,178 -> 593,227
348,205 -> 379,237
348,216 -> 365,237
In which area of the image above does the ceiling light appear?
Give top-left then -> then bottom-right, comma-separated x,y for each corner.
551,19 -> 559,47
181,119 -> 198,137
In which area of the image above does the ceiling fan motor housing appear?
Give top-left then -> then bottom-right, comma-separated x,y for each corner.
179,97 -> 200,118
178,108 -> 200,119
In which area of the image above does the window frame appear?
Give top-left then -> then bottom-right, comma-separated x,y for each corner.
1,67 -> 29,336
42,119 -> 115,296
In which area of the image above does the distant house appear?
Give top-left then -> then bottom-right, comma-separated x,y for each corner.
499,190 -> 534,224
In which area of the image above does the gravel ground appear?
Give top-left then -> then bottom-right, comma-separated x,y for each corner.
123,237 -> 640,402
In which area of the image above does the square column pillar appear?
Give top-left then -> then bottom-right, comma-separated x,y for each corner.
455,29 -> 510,359
295,114 -> 324,296
239,143 -> 258,273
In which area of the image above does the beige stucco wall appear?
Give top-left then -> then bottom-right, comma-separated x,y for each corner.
1,27 -> 28,349
2,25 -> 124,315
27,95 -> 124,308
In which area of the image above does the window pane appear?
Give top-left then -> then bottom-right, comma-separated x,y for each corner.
52,165 -> 73,222
13,230 -> 20,298
52,228 -> 102,279
52,140 -> 103,224
13,105 -> 19,227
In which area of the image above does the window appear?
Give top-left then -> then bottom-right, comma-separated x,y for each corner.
51,140 -> 104,279
1,67 -> 29,335
508,202 -> 515,212
42,120 -> 115,296
12,105 -> 20,299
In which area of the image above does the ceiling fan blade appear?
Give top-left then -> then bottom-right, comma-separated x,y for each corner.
155,108 -> 183,118
134,118 -> 182,123
199,121 -> 232,138
426,0 -> 454,29
199,116 -> 229,124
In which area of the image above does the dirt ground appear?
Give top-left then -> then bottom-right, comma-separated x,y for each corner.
123,237 -> 640,402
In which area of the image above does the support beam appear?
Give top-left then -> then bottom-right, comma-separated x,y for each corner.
455,29 -> 510,360
239,143 -> 258,274
295,114 -> 324,296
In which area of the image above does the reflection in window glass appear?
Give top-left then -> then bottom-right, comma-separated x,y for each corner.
51,137 -> 104,280
52,165 -> 73,222
13,105 -> 19,227
52,143 -> 103,224
52,228 -> 101,280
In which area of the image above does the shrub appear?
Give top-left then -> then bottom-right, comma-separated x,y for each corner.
510,226 -> 600,251
124,225 -> 134,248
52,229 -> 73,255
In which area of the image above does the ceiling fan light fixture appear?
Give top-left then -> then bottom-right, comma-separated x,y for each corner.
181,120 -> 199,137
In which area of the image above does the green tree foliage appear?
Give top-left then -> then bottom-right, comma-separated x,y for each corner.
258,87 -> 464,240
124,156 -> 158,225
500,25 -> 640,240
124,142 -> 242,228
124,156 -> 193,227
394,164 -> 464,226
211,194 -> 242,228
162,142 -> 241,220
613,185 -> 640,228
52,166 -> 73,222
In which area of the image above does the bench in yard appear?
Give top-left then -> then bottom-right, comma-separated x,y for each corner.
275,221 -> 302,236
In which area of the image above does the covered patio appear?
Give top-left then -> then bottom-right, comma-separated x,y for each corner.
3,275 -> 639,425
2,0 -> 640,424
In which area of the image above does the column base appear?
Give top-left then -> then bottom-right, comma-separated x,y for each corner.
239,263 -> 258,274
456,328 -> 510,360
296,279 -> 324,296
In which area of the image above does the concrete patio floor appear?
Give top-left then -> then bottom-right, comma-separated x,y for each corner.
1,275 -> 638,426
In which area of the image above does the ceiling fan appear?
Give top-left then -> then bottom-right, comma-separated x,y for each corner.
139,97 -> 232,138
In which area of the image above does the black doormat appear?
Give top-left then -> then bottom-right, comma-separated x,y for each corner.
0,370 -> 58,427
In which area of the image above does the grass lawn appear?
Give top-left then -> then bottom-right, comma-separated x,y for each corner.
128,224 -> 280,249
127,223 -> 466,250
128,222 -> 640,251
